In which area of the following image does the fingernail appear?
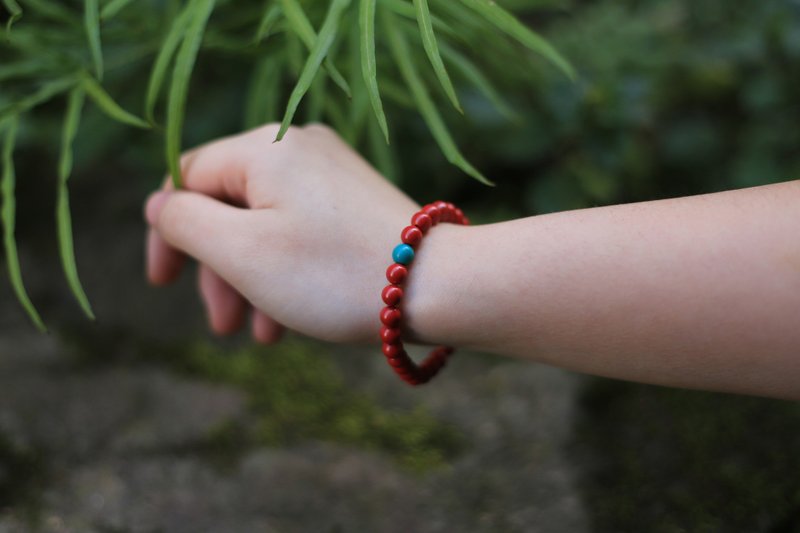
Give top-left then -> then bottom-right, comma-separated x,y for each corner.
145,191 -> 170,226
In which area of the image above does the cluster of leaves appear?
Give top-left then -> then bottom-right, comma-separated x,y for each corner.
449,0 -> 800,217
0,0 -> 571,330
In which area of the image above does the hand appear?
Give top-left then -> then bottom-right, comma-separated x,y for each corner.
145,123 -> 425,344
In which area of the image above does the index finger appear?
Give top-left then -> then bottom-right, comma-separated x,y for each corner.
145,130 -> 259,284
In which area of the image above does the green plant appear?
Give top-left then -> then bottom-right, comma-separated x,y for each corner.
467,0 -> 800,218
0,0 -> 571,330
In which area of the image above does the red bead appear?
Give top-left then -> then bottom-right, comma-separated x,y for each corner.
396,367 -> 417,378
381,203 -> 465,385
417,367 -> 434,381
383,342 -> 403,358
432,346 -> 454,358
386,264 -> 408,285
401,225 -> 423,247
401,374 -> 421,386
411,212 -> 432,233
446,204 -> 459,222
380,306 -> 402,327
381,285 -> 403,306
422,204 -> 441,224
380,325 -> 401,344
421,356 -> 443,371
433,201 -> 450,222
389,356 -> 410,368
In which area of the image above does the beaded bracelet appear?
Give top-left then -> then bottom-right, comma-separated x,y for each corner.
379,200 -> 469,386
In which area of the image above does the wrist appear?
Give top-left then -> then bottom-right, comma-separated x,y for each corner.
400,221 -> 478,348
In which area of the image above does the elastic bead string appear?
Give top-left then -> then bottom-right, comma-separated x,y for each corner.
379,201 -> 469,386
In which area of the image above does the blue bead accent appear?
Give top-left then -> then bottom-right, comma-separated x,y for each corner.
392,243 -> 415,265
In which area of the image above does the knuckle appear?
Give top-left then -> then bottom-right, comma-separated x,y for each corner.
303,122 -> 333,136
250,123 -> 281,140
155,198 -> 184,241
177,152 -> 196,181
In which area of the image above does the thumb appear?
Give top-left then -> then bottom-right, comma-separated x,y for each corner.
146,190 -> 251,279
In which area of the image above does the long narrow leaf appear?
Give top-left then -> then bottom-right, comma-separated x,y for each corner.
285,30 -> 303,75
413,0 -> 462,112
276,0 -> 351,141
145,5 -> 193,124
306,74 -> 326,123
3,0 -> 22,32
345,20 -> 370,146
20,0 -> 75,24
1,117 -> 46,332
84,0 -> 103,80
243,54 -> 282,129
384,0 -> 454,36
259,60 -> 282,124
58,88 -> 83,182
280,0 -> 351,98
254,2 -> 281,43
0,60 -> 57,82
378,80 -> 415,108
460,0 -> 574,79
358,0 -> 389,143
166,0 -> 215,188
325,94 -> 352,143
383,9 -> 492,185
81,74 -> 149,128
367,112 -> 397,181
278,0 -> 314,44
0,76 -> 77,121
440,42 -> 516,120
57,87 -> 94,319
100,0 -> 136,20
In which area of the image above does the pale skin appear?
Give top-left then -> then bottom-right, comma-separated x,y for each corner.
144,124 -> 800,400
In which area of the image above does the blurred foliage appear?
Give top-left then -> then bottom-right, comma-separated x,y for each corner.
571,379 -> 800,532
434,0 -> 800,217
0,0 -> 569,328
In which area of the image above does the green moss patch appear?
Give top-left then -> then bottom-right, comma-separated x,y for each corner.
63,328 -> 465,472
175,340 -> 464,472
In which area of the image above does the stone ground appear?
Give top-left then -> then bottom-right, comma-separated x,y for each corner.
0,178 -> 798,532
0,333 -> 586,533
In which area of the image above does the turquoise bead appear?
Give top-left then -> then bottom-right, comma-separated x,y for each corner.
392,243 -> 415,265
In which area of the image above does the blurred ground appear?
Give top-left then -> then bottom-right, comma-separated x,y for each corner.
0,334 -> 586,533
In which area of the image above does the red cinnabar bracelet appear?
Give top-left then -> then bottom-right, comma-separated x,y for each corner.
379,201 -> 469,386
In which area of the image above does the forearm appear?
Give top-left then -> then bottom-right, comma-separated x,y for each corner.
405,181 -> 800,399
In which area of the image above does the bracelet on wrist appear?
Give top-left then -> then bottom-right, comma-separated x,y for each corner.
379,201 -> 469,386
